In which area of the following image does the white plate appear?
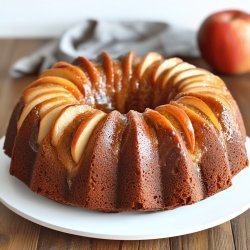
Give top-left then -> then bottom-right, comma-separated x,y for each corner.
0,136 -> 250,240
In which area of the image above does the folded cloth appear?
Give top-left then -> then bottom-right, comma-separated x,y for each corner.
10,20 -> 199,78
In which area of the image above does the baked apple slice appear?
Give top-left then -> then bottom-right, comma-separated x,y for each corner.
41,63 -> 89,93
153,57 -> 183,83
156,104 -> 195,152
152,58 -> 184,106
102,52 -> 116,109
166,68 -> 209,100
73,56 -> 100,85
27,76 -> 84,101
102,52 -> 114,87
180,85 -> 228,97
180,80 -> 226,90
17,91 -> 74,130
179,81 -> 213,92
177,74 -> 225,91
144,108 -> 175,129
186,92 -> 234,116
23,85 -> 70,104
161,62 -> 196,89
117,52 -> 138,113
175,96 -> 221,131
71,110 -> 106,163
37,103 -> 71,144
137,52 -> 163,78
51,104 -> 91,146
172,68 -> 208,88
38,96 -> 77,118
123,52 -> 136,77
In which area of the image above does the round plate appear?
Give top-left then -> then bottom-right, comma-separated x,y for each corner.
1,137 -> 250,240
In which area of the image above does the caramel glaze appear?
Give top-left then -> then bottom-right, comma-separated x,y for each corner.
4,51 -> 248,212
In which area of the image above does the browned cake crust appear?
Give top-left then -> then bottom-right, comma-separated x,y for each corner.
3,101 -> 23,157
3,52 -> 248,212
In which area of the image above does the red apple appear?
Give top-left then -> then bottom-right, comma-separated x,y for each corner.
198,10 -> 250,74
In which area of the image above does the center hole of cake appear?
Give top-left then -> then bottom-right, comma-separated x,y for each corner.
94,92 -> 161,114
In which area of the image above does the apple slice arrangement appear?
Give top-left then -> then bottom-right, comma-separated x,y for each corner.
13,51 -> 240,168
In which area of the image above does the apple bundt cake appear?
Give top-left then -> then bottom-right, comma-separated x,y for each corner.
3,52 -> 248,212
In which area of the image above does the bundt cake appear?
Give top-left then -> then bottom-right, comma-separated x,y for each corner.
3,51 -> 248,212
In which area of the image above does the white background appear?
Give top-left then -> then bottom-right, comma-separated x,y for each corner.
0,0 -> 250,37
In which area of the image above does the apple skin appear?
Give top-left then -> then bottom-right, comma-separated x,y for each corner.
198,10 -> 250,74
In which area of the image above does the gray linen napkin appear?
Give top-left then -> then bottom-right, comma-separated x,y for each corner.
10,20 -> 199,78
